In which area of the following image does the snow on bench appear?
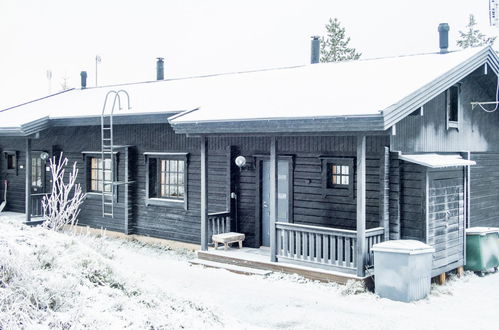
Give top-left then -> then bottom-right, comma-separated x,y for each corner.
212,232 -> 245,250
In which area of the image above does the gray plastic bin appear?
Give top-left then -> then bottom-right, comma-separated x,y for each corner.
372,240 -> 435,302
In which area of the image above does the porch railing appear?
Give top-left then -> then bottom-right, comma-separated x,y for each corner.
208,211 -> 231,243
31,193 -> 50,218
275,222 -> 384,272
365,227 -> 385,266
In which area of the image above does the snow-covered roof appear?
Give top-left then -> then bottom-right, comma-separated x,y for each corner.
172,47 -> 485,121
1,46 -> 497,136
399,153 -> 476,168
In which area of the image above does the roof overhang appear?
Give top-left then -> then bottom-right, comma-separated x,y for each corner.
0,112 -> 180,137
170,114 -> 386,135
399,153 -> 476,168
382,47 -> 499,129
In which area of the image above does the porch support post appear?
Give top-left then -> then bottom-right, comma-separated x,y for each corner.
356,135 -> 366,277
270,136 -> 278,262
25,138 -> 32,223
200,136 -> 208,251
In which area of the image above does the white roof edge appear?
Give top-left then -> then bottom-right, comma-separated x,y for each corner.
399,153 -> 476,168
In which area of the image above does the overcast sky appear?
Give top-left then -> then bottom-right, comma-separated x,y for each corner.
0,0 -> 497,109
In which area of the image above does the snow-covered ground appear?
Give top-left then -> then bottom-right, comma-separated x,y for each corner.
1,212 -> 499,330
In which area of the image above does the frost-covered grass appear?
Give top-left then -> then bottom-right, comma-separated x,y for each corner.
0,216 -> 224,329
1,212 -> 499,329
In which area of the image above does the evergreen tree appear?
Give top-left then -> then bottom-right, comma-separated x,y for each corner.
457,14 -> 496,49
320,18 -> 361,63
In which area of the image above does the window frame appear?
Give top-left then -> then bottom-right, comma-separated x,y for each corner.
446,85 -> 460,129
82,152 -> 119,200
144,152 -> 189,209
321,157 -> 354,198
3,151 -> 18,175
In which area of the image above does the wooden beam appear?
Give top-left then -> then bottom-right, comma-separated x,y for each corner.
270,137 -> 278,262
25,138 -> 32,223
437,272 -> 446,285
200,136 -> 209,251
356,135 -> 366,277
124,147 -> 129,235
379,146 -> 390,241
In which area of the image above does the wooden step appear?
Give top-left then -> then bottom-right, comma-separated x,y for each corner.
189,258 -> 272,276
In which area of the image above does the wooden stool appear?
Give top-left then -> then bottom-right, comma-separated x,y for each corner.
212,232 -> 245,250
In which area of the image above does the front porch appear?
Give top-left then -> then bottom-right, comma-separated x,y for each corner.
200,135 -> 389,278
197,246 -> 372,284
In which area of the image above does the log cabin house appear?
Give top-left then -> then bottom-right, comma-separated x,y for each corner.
0,37 -> 498,282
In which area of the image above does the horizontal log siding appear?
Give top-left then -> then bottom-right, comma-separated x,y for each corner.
391,74 -> 499,153
0,137 -> 28,213
292,155 -> 381,230
399,161 -> 426,241
0,124 -> 228,244
2,131 -> 388,247
470,153 -> 499,227
215,136 -> 389,248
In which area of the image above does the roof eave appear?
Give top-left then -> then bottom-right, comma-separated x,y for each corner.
170,115 -> 386,135
382,46 -> 499,130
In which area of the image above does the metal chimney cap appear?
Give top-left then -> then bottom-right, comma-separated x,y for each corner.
438,23 -> 450,32
80,71 -> 87,89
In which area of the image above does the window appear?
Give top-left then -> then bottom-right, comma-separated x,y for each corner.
89,157 -> 112,193
31,157 -> 43,189
328,164 -> 350,187
447,85 -> 459,128
7,154 -> 16,170
145,153 -> 188,208
4,151 -> 17,174
321,157 -> 354,198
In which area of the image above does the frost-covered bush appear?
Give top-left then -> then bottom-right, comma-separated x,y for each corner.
42,154 -> 85,231
0,221 -> 223,329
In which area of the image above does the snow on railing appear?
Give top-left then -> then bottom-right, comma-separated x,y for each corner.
31,193 -> 50,218
208,211 -> 231,244
275,222 -> 384,272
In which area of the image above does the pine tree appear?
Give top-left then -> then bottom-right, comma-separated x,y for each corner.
457,14 -> 496,49
320,18 -> 361,63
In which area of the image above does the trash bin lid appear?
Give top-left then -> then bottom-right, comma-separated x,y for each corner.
371,240 -> 435,255
466,227 -> 499,236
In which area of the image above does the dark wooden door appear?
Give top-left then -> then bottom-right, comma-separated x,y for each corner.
427,168 -> 465,276
31,153 -> 47,217
261,159 -> 290,246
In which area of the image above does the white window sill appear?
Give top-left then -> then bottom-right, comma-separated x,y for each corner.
146,197 -> 186,209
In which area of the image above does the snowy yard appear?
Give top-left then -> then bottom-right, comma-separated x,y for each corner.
1,213 -> 499,329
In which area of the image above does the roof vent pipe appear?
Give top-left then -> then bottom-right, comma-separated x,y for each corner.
311,36 -> 320,64
80,71 -> 87,89
438,23 -> 450,54
156,57 -> 164,80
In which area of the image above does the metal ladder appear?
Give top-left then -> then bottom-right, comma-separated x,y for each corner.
100,90 -> 131,218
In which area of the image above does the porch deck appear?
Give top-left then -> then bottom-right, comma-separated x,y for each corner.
197,247 -> 372,285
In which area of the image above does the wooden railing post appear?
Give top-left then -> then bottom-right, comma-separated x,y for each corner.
25,138 -> 32,223
200,136 -> 208,251
270,137 -> 278,262
356,135 -> 366,277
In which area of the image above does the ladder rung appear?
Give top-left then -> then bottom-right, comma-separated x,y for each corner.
103,213 -> 114,217
102,127 -> 112,130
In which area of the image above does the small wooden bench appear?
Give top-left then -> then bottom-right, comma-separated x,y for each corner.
212,232 -> 245,250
